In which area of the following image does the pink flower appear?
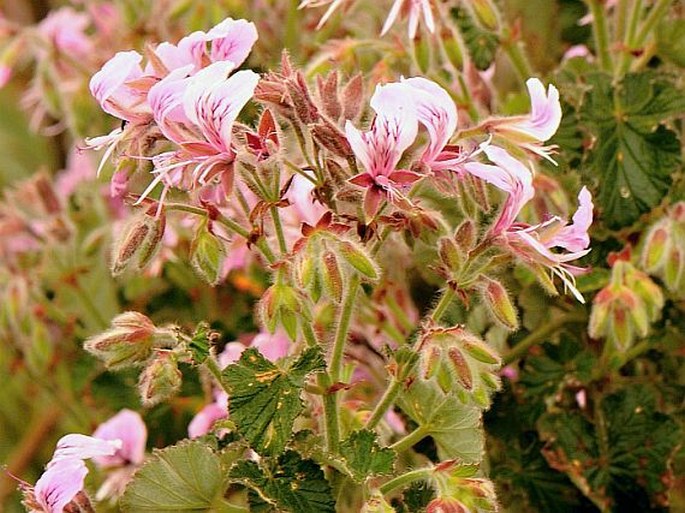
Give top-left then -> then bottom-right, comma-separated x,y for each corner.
22,435 -> 120,512
346,82 -> 420,217
188,394 -> 229,439
487,78 -> 562,161
382,0 -> 435,39
401,77 -> 459,170
143,62 -> 259,204
465,146 -> 593,302
464,145 -> 534,234
89,50 -> 147,123
149,18 -> 257,76
38,8 -> 92,58
32,459 -> 89,513
92,409 -> 147,468
0,64 -> 11,88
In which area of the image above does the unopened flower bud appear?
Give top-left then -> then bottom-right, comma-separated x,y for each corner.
664,245 -> 684,291
422,346 -> 442,380
480,277 -> 519,331
471,0 -> 500,31
138,352 -> 182,406
642,222 -> 670,272
361,492 -> 395,513
447,347 -> 473,390
338,240 -> 380,281
317,71 -> 342,121
439,237 -> 463,272
190,223 -> 225,286
461,336 -> 500,365
34,174 -> 61,215
311,121 -> 354,159
426,497 -> 469,513
286,72 -> 319,124
440,27 -> 464,71
84,312 -> 156,369
111,207 -> 165,276
342,73 -> 363,121
454,220 -> 476,252
412,33 -> 431,74
321,250 -> 343,303
588,287 -> 612,339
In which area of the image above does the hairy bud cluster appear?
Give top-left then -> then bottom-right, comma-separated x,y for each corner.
589,259 -> 664,351
641,202 -> 685,294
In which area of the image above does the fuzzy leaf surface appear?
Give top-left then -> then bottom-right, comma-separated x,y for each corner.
398,379 -> 483,463
339,430 -> 395,482
230,451 -> 335,513
120,441 -> 224,512
222,347 -> 325,455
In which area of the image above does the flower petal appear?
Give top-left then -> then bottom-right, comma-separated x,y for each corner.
50,434 -> 121,465
35,459 -> 88,513
208,18 -> 258,68
92,409 -> 147,467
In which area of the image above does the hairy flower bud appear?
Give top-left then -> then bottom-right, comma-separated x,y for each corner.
111,206 -> 165,276
311,120 -> 354,159
440,27 -> 464,71
470,0 -> 500,31
338,240 -> 379,281
190,222 -> 225,286
426,497 -> 469,513
454,220 -> 476,253
342,73 -> 363,121
84,312 -> 157,369
480,277 -> 519,331
439,237 -> 463,272
589,261 -> 663,350
286,71 -> 319,124
321,250 -> 343,303
317,71 -> 342,121
138,352 -> 182,406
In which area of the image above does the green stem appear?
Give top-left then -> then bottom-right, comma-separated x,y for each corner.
501,34 -> 534,82
615,0 -> 629,43
379,467 -> 433,495
301,321 -> 319,348
457,73 -> 481,123
633,0 -> 671,48
586,0 -> 613,72
386,294 -> 415,333
283,0 -> 300,54
503,313 -> 586,364
430,287 -> 456,323
322,386 -> 340,453
283,158 -> 319,185
204,355 -> 228,393
365,379 -> 401,430
617,0 -> 644,75
330,275 -> 361,383
390,424 -> 430,453
270,206 -> 288,255
164,202 -> 276,264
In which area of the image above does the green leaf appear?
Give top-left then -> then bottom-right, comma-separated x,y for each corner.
222,347 -> 325,455
397,379 -> 484,463
580,73 -> 684,228
120,441 -> 224,512
339,430 -> 395,482
188,322 -> 211,364
451,7 -> 500,71
538,386 -> 682,511
230,451 -> 335,513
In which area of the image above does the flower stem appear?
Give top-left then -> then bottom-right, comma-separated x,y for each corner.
617,0 -> 644,75
502,312 -> 586,364
501,32 -> 534,82
379,467 -> 433,495
430,287 -> 456,323
164,202 -> 276,264
365,379 -> 401,430
330,275 -> 361,383
586,0 -> 614,72
301,321 -> 320,347
633,0 -> 671,48
270,206 -> 288,255
389,424 -> 430,453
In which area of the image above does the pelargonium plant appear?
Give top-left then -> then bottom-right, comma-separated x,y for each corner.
2,1 -> 683,513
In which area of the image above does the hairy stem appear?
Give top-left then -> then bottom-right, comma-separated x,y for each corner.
586,0 -> 613,72
503,312 -> 586,364
270,206 -> 288,255
390,424 -> 431,453
365,379 -> 401,430
379,467 -> 433,495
